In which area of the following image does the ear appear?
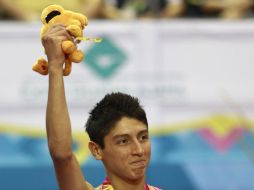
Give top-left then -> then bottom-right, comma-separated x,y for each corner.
88,141 -> 102,160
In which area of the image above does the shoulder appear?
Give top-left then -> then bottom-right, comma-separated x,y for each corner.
94,185 -> 102,190
148,185 -> 162,190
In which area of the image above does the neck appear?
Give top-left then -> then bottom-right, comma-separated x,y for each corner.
106,174 -> 146,190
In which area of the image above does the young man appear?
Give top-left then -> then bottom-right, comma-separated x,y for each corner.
43,24 -> 160,190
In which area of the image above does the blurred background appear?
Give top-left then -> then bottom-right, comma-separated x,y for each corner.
1,0 -> 254,190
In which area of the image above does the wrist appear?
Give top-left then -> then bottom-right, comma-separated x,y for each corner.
48,65 -> 63,76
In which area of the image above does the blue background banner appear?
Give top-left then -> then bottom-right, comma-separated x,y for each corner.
1,114 -> 254,190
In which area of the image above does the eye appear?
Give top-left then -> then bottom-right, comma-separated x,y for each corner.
139,134 -> 149,142
117,138 -> 129,145
45,10 -> 61,23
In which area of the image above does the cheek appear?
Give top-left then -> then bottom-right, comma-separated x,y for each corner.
145,142 -> 151,158
104,147 -> 130,161
116,148 -> 131,159
104,149 -> 131,170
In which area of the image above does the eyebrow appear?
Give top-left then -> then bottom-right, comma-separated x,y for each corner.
112,129 -> 149,140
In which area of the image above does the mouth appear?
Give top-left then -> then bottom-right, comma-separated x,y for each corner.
130,160 -> 146,168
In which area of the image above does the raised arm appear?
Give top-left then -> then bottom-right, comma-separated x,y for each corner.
43,24 -> 94,190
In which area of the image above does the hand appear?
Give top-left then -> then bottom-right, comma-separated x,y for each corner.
41,24 -> 74,71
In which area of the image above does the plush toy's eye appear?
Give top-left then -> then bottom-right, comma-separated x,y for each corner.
45,10 -> 61,23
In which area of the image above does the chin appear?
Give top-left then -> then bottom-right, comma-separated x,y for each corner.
130,168 -> 146,180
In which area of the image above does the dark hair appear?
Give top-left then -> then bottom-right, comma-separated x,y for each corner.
85,92 -> 148,149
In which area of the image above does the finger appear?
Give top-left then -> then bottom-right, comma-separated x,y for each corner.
47,25 -> 66,35
41,33 -> 69,46
52,30 -> 74,41
43,24 -> 75,41
50,24 -> 66,30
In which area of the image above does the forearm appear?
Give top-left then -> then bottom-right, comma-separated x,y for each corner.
46,67 -> 72,159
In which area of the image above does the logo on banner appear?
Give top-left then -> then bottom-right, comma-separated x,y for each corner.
83,37 -> 127,78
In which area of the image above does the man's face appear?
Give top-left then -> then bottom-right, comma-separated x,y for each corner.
101,117 -> 151,182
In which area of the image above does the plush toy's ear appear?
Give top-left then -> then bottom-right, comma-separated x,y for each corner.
41,4 -> 64,24
40,25 -> 49,37
76,13 -> 88,28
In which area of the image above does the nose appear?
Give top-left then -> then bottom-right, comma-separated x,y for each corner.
132,140 -> 144,156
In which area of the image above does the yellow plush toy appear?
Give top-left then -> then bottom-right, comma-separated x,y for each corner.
32,4 -> 88,76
